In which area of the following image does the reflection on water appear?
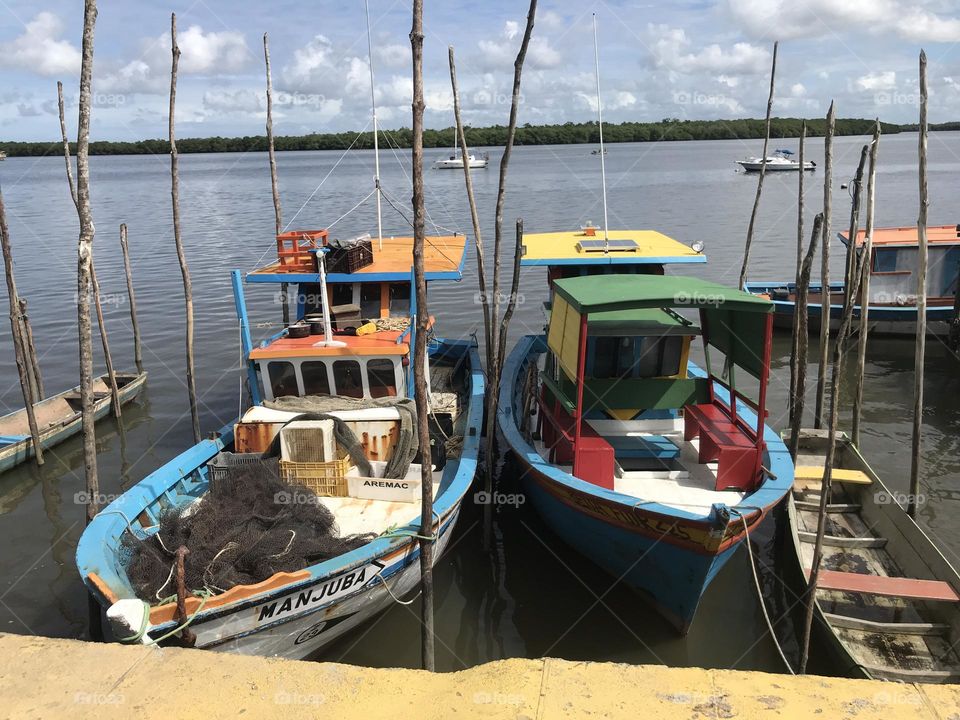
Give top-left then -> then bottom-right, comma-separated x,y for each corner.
0,135 -> 958,673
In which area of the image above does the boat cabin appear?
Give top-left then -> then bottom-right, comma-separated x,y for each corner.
538,275 -> 775,494
842,224 -> 960,307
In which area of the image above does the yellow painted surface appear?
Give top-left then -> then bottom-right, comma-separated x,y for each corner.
795,466 -> 873,484
522,229 -> 701,263
4,632 -> 960,719
546,294 -> 581,382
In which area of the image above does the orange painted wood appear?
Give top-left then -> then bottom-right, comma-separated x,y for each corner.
813,569 -> 960,602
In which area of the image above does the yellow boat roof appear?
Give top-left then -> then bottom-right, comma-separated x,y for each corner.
521,229 -> 705,267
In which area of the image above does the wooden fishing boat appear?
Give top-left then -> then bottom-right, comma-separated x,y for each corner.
498,264 -> 793,633
745,224 -> 960,337
788,429 -> 960,682
0,372 -> 146,474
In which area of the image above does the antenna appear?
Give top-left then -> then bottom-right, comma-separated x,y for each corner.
592,13 -> 610,253
365,0 -> 383,250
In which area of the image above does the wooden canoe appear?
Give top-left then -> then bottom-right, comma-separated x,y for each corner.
787,428 -> 960,682
0,372 -> 147,474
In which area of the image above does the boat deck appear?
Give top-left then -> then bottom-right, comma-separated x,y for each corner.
0,376 -> 115,436
794,447 -> 960,682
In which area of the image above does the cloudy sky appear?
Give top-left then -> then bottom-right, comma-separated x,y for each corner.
1,0 -> 959,142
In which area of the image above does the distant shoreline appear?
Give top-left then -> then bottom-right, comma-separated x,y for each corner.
1,118 -> 955,157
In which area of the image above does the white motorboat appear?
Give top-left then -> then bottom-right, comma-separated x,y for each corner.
737,149 -> 815,172
434,150 -> 489,169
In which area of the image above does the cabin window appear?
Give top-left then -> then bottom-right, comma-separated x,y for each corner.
873,248 -> 902,273
268,361 -> 299,398
588,336 -> 683,379
331,283 -> 354,307
367,359 -> 398,398
332,360 -> 364,398
301,361 -> 331,396
360,284 -> 381,319
389,283 -> 411,315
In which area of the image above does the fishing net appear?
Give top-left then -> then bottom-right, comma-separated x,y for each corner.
121,461 -> 375,602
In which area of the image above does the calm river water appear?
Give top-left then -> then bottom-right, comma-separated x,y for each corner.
1,134 -> 959,673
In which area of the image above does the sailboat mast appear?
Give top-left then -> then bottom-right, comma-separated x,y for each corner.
592,13 -> 610,252
365,0 -> 383,250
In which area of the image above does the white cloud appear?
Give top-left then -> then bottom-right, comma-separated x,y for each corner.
649,25 -> 770,75
477,21 -> 562,70
0,12 -> 81,76
726,0 -> 960,42
203,89 -> 262,114
855,70 -> 896,91
375,43 -> 407,68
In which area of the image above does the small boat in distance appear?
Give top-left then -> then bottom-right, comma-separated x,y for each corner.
433,149 -> 489,169
787,429 -> 960,683
745,224 -> 960,336
737,149 -> 815,172
0,150 -> 6,161
591,148 -> 607,156
0,372 -> 146,474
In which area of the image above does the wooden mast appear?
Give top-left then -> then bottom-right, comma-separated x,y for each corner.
814,102 -> 836,428
263,32 -> 288,327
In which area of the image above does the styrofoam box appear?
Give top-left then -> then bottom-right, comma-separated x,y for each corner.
279,420 -> 336,463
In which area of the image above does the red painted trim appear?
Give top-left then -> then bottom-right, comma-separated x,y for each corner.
572,312 -> 589,478
813,570 -> 960,602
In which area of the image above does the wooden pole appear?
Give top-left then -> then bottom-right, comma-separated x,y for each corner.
90,258 -> 121,418
170,13 -> 201,444
851,122 -> 881,447
447,46 -> 492,368
263,32 -> 289,327
789,213 -> 823,458
951,258 -> 960,352
496,219 -> 524,375
789,121 -> 806,425
799,146 -> 870,674
57,81 -> 78,210
118,223 -> 143,374
738,41 -> 778,290
0,190 -> 44,465
908,51 -> 929,519
409,0 -> 434,672
18,298 -> 43,400
814,102 -> 836,428
841,147 -> 869,322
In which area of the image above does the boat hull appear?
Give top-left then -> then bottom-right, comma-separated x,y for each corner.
0,372 -> 147,474
737,161 -> 815,172
498,335 -> 793,634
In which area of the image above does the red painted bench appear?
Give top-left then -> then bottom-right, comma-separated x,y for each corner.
813,570 -> 960,602
539,391 -> 615,490
683,402 -> 761,491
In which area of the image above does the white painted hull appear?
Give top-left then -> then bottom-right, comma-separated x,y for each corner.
434,158 -> 487,169
737,160 -> 815,172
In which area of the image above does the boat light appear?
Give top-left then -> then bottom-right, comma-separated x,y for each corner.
691,240 -> 705,254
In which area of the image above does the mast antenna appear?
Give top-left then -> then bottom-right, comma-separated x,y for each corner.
365,0 -> 383,250
592,13 -> 610,253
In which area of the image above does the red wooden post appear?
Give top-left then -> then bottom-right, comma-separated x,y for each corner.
754,313 -> 774,482
699,309 -> 715,404
572,312 -> 589,478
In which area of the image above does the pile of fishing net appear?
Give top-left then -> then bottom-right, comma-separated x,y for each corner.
121,461 -> 375,602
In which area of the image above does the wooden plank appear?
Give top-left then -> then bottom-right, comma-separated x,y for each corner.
862,664 -> 960,683
798,531 -> 886,548
810,569 -> 960,602
794,465 -> 872,484
823,612 -> 949,637
794,501 -> 860,513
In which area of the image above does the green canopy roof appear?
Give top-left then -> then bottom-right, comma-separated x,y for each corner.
552,275 -> 774,315
586,307 -> 700,337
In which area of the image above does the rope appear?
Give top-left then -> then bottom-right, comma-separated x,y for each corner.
730,507 -> 796,674
116,589 -> 213,645
375,564 -> 421,606
325,188 -> 377,233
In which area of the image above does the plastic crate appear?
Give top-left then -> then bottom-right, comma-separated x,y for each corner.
279,455 -> 352,496
326,239 -> 373,274
207,452 -> 278,481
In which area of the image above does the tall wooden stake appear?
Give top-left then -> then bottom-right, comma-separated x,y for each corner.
170,13 -> 201,444
118,223 -> 143,374
18,298 -> 43,400
841,147 -> 869,321
738,41 -> 778,290
851,122 -> 881,446
789,121 -> 806,425
263,32 -> 289,327
908,51 -> 929,519
91,258 -> 121,418
409,0 -> 434,672
789,214 -> 823,458
0,191 -> 44,465
57,81 -> 77,207
814,102 -> 836,428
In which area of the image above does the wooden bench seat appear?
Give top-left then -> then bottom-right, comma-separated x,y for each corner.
794,465 -> 872,492
812,569 -> 960,602
683,402 -> 760,491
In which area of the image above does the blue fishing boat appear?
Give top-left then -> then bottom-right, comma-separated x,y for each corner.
745,224 -> 960,337
498,234 -> 792,633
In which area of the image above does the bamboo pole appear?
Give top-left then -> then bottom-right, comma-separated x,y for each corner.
841,147 -> 869,321
496,219 -> 524,377
74,0 -> 99,522
118,223 -> 143,374
18,298 -> 43,400
789,213 -> 823,458
409,0 -> 434,672
170,13 -> 201,444
263,32 -> 289,327
447,46 -> 492,369
851,122 -> 881,446
0,190 -> 44,465
799,145 -> 870,674
90,258 -> 121,418
738,41 -> 778,290
57,81 -> 77,209
789,121 -> 806,425
908,51 -> 929,519
814,102 -> 836,428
